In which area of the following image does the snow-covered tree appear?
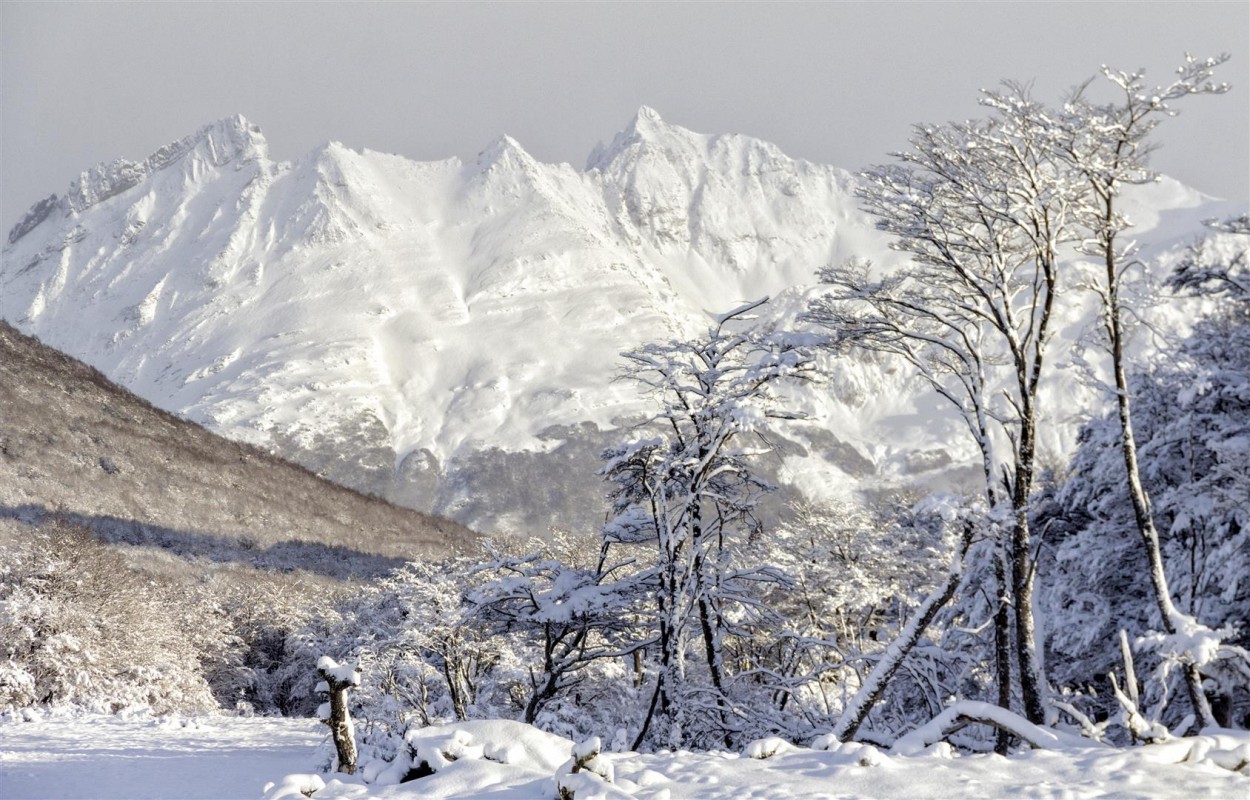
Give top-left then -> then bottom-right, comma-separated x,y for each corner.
751,498 -> 974,743
282,556 -> 507,757
466,540 -> 640,726
0,518 -> 219,714
202,569 -> 332,715
1056,54 -> 1232,729
600,298 -> 812,749
807,83 -> 1086,729
1044,217 -> 1250,730
825,500 -> 981,742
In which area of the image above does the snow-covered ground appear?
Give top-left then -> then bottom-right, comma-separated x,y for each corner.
3,714 -> 1245,800
278,720 -> 1250,800
0,713 -> 324,800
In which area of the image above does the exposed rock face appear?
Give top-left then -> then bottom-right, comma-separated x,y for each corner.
7,195 -> 59,245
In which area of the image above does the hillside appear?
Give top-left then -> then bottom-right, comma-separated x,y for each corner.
0,320 -> 474,578
2,112 -> 1242,534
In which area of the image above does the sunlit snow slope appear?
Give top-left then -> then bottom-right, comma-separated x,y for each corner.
1,111 -> 1240,533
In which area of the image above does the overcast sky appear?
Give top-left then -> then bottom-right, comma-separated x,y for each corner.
2,1 -> 1247,230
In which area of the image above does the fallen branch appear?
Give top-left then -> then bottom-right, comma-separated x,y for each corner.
1048,698 -> 1107,742
891,700 -> 1102,756
1110,629 -> 1171,744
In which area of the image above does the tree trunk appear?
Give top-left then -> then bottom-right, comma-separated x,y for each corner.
993,543 -> 1014,754
633,611 -> 677,750
691,498 -> 728,698
443,659 -> 468,721
1100,221 -> 1216,731
1010,425 -> 1047,726
698,594 -> 732,746
317,661 -> 358,776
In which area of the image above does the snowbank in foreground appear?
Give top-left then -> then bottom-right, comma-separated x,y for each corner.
3,714 -> 1244,799
267,719 -> 1250,800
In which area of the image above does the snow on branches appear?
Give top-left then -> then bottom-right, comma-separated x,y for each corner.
601,298 -> 814,749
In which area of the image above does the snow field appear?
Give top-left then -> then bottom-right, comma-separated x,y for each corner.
0,713 -> 324,800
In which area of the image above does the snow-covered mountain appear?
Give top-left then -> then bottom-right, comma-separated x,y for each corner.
1,111 -> 1238,533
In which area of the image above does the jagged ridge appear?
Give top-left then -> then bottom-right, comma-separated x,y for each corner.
1,110 -> 1240,534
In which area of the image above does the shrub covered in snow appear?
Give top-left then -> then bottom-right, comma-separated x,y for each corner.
0,514 -> 334,717
0,518 -> 218,714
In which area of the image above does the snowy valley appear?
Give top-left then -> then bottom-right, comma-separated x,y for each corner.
3,50 -> 1250,800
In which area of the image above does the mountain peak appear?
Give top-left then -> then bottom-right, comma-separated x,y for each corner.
621,105 -> 682,144
65,115 -> 267,215
479,133 -> 527,157
630,105 -> 665,133
187,114 -> 268,165
585,106 -> 701,172
472,134 -> 538,174
6,115 -> 268,246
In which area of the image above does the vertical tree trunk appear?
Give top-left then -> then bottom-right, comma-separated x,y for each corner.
524,638 -> 559,725
690,487 -> 728,706
443,659 -> 468,721
1011,421 -> 1047,726
632,672 -> 665,751
697,594 -> 732,745
317,660 -> 359,776
1099,220 -> 1216,731
1009,236 -> 1057,730
993,543 -> 1014,754
633,580 -> 678,751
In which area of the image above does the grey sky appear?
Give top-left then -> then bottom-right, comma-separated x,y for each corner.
2,1 -> 1247,231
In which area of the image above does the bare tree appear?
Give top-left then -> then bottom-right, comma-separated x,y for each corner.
1058,53 -> 1231,730
601,298 -> 812,749
808,83 -> 1084,731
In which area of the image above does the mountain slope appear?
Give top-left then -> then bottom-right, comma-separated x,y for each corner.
2,112 -> 1241,533
0,320 -> 473,576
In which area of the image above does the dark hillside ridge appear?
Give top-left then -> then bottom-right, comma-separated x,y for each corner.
0,320 -> 474,575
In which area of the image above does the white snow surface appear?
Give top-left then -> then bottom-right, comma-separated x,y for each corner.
0,712 -> 324,800
278,718 -> 1249,800
2,714 -> 1246,799
406,719 -> 574,774
2,111 -> 1243,531
317,656 -> 362,687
